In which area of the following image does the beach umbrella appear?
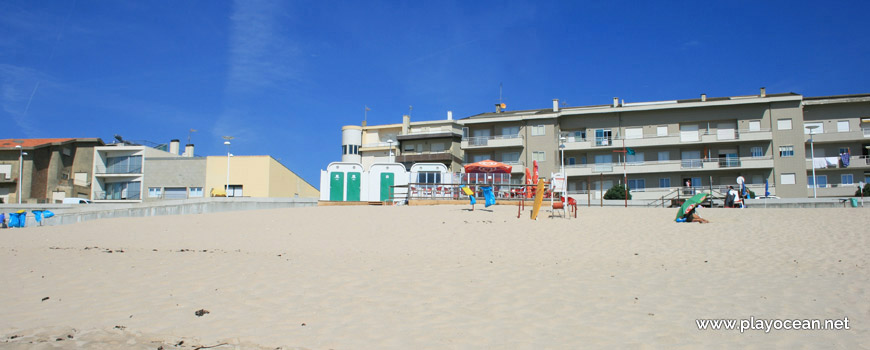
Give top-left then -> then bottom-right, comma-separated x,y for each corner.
675,193 -> 709,220
532,160 -> 539,185
464,160 -> 512,174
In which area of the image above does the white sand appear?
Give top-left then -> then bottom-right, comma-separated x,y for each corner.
0,205 -> 867,349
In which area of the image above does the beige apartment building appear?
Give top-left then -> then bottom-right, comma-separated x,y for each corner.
205,155 -> 318,198
342,113 -> 464,172
343,89 -> 870,199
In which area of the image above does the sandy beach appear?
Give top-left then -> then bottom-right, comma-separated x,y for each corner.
0,205 -> 867,349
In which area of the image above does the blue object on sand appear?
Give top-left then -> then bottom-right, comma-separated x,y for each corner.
32,210 -> 43,224
469,195 -> 477,206
482,186 -> 495,207
43,210 -> 54,218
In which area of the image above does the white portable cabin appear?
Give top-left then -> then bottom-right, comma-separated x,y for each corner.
320,162 -> 366,201
409,163 -> 453,199
368,163 -> 408,202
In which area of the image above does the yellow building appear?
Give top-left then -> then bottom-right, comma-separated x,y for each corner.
205,155 -> 318,198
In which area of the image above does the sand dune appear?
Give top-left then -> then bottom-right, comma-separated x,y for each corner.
1,205 -> 867,349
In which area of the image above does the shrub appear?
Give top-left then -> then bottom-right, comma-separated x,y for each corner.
604,184 -> 632,200
856,183 -> 870,197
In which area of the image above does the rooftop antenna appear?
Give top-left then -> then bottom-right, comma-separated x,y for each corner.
408,105 -> 413,117
364,105 -> 370,126
499,82 -> 503,105
188,129 -> 197,145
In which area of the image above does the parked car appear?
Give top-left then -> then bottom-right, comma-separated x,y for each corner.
62,198 -> 91,204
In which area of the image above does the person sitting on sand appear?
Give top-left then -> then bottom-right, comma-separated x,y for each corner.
685,206 -> 710,224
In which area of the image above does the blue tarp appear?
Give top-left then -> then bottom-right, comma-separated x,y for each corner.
482,186 -> 495,207
8,212 -> 26,228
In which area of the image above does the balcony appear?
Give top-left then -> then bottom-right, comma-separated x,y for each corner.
564,156 -> 774,177
502,161 -> 526,174
93,190 -> 141,200
461,134 -> 523,149
804,129 -> 870,143
561,129 -> 772,150
395,151 -> 462,164
806,155 -> 870,170
94,164 -> 142,176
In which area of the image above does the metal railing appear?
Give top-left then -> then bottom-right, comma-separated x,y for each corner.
464,134 -> 522,146
95,165 -> 142,174
93,190 -> 141,200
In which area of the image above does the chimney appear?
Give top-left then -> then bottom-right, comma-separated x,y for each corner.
447,111 -> 453,120
495,104 -> 502,113
701,93 -> 707,102
169,139 -> 180,155
402,115 -> 410,135
613,97 -> 619,108
183,144 -> 194,157
760,87 -> 766,97
552,99 -> 559,112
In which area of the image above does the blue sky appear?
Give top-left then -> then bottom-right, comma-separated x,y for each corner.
2,0 -> 868,185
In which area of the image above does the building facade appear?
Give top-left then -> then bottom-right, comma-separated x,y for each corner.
338,90 -> 870,199
204,155 -> 319,198
342,113 -> 464,173
0,138 -> 104,204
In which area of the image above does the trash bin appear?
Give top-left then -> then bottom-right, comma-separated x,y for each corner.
850,198 -> 858,207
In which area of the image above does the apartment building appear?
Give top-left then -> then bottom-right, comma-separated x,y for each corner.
0,138 -> 104,204
801,94 -> 870,197
342,113 -> 464,172
339,89 -> 869,199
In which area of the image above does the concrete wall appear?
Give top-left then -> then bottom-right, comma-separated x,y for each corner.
143,157 -> 207,201
0,197 -> 317,228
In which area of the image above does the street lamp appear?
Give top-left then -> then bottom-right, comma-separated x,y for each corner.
387,139 -> 394,163
559,136 -> 566,190
222,136 -> 234,196
807,125 -> 819,198
14,145 -> 27,204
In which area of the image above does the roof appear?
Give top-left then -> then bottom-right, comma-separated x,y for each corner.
460,92 -> 803,123
0,138 -> 104,150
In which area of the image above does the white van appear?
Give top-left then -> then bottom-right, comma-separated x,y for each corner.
62,198 -> 91,204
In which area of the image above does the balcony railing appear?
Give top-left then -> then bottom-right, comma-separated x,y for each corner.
93,190 -> 141,200
464,134 -> 522,146
95,165 -> 142,174
681,159 -> 703,169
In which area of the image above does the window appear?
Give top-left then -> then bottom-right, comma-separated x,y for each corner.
189,187 -> 203,198
501,152 -> 519,163
808,175 -> 827,188
404,144 -> 415,151
659,178 -> 671,188
804,122 -> 823,134
594,129 -> 612,146
431,143 -> 445,152
748,120 -> 761,132
531,125 -> 545,136
342,145 -> 347,154
148,187 -> 162,198
567,157 -> 576,165
751,147 -> 763,158
657,126 -> 668,137
626,152 -> 644,164
777,118 -> 792,130
842,174 -> 854,185
680,124 -> 699,142
462,127 -> 469,139
838,121 -> 850,132
781,173 -> 796,185
627,179 -> 645,191
226,185 -> 243,197
625,127 -> 643,139
501,126 -> 519,136
658,151 -> 670,161
105,155 -> 143,174
417,172 -> 441,184
839,147 -> 850,156
779,146 -> 794,157
532,151 -> 546,162
472,154 -> 490,162
594,154 -> 612,164
573,130 -> 586,141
